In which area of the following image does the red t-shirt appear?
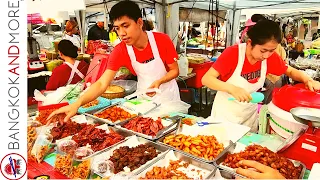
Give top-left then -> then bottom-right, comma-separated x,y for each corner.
107,32 -> 178,75
46,60 -> 89,90
212,44 -> 288,83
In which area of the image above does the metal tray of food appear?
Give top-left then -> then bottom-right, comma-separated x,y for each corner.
84,102 -> 140,126
115,116 -> 180,141
90,135 -> 170,178
70,126 -> 133,161
214,142 -> 306,179
157,131 -> 234,164
135,149 -> 217,179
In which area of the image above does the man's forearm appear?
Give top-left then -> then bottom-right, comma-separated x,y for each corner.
75,81 -> 106,107
74,69 -> 117,107
158,69 -> 179,84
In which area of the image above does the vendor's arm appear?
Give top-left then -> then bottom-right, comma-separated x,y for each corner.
149,62 -> 179,89
47,46 -> 124,123
285,66 -> 320,91
201,46 -> 252,102
202,68 -> 252,102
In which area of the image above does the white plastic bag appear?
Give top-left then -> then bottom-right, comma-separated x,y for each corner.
178,55 -> 188,77
146,100 -> 191,118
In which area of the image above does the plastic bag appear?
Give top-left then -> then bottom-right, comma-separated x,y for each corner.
178,55 -> 189,77
30,131 -> 53,163
146,100 -> 191,118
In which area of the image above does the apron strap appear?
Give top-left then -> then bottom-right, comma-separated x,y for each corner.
235,43 -> 247,76
146,31 -> 161,59
126,45 -> 137,62
65,61 -> 84,85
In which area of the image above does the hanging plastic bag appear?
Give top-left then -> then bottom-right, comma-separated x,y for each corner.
178,54 -> 189,77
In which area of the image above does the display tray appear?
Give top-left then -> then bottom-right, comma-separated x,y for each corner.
84,102 -> 140,126
91,135 -> 169,178
214,142 -> 306,179
115,116 -> 179,141
56,125 -> 133,161
135,150 -> 217,179
157,131 -> 234,164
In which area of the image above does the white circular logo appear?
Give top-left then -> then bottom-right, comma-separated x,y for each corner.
1,153 -> 27,180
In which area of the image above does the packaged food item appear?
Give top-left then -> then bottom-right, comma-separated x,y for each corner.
69,159 -> 92,179
27,121 -> 42,159
30,133 -> 53,163
54,154 -> 73,176
73,146 -> 94,160
57,140 -> 78,156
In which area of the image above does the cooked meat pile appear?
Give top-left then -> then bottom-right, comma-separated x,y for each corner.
72,125 -> 124,152
223,144 -> 303,179
123,117 -> 164,137
109,144 -> 160,174
51,121 -> 87,142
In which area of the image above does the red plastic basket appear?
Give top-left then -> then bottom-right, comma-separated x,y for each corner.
186,61 -> 213,88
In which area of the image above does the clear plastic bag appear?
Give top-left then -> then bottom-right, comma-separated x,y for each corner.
146,100 -> 191,118
54,153 -> 73,176
30,132 -> 53,163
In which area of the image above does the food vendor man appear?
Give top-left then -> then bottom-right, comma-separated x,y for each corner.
48,0 -> 180,123
202,20 -> 320,132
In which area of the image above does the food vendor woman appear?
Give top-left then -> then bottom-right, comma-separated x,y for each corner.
47,0 -> 180,123
46,40 -> 89,90
202,20 -> 320,132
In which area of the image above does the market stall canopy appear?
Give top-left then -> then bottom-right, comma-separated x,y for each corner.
85,0 -> 162,12
168,0 -> 320,11
179,8 -> 226,23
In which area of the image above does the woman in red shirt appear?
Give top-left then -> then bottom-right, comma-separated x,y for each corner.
46,40 -> 89,90
202,20 -> 320,132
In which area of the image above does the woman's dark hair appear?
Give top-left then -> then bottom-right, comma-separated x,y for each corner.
247,20 -> 281,47
109,0 -> 142,24
251,14 -> 266,23
58,40 -> 78,58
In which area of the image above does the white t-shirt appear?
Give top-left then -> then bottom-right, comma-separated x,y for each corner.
63,34 -> 81,48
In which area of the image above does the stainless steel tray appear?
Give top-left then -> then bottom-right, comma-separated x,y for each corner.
134,150 -> 217,179
214,142 -> 306,179
157,131 -> 234,164
84,104 -> 140,126
72,126 -> 133,161
91,135 -> 170,177
115,117 -> 179,141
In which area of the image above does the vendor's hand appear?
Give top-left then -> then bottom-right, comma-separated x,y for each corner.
236,160 -> 285,179
304,78 -> 320,92
46,102 -> 80,125
149,79 -> 162,89
228,84 -> 252,103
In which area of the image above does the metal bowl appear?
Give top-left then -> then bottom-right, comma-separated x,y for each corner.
290,107 -> 320,127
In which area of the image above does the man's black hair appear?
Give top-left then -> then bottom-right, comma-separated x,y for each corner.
247,20 -> 281,47
109,0 -> 142,24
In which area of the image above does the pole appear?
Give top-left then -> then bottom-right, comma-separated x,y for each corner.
162,0 -> 167,33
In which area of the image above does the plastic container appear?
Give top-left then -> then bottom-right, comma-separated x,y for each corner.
73,146 -> 94,160
186,61 -> 213,88
57,140 -> 78,156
